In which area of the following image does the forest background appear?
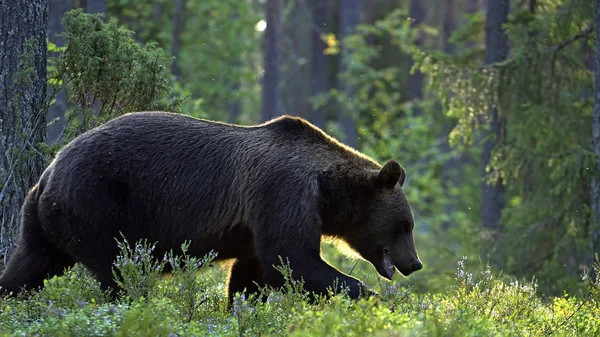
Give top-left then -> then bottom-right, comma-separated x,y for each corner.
0,0 -> 599,335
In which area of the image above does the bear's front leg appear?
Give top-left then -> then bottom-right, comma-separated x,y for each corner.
251,191 -> 375,301
227,257 -> 265,306
284,256 -> 372,299
259,248 -> 373,300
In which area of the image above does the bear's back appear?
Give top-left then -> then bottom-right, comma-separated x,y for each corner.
50,112 -> 380,184
36,112 -> 382,250
259,115 -> 380,170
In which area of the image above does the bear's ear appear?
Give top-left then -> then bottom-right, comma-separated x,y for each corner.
377,160 -> 406,188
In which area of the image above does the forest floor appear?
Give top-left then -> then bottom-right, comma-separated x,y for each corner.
0,241 -> 599,337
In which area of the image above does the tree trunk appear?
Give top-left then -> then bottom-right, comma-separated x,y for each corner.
481,0 -> 509,261
465,0 -> 479,50
261,0 -> 283,121
442,0 -> 456,54
172,0 -> 185,80
440,0 -> 459,230
407,0 -> 425,116
152,1 -> 161,22
85,0 -> 106,116
529,0 -> 536,13
282,1 -> 310,120
336,0 -> 361,148
590,0 -> 600,273
0,0 -> 48,250
468,0 -> 479,14
85,0 -> 107,15
309,0 -> 328,129
363,0 -> 376,46
47,0 -> 70,144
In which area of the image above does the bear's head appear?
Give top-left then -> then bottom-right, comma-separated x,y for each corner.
329,160 -> 423,280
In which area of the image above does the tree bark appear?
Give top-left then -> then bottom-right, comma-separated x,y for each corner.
407,0 -> 425,116
282,1 -> 310,120
468,0 -> 479,14
0,0 -> 48,249
442,0 -> 456,54
85,0 -> 106,116
309,0 -> 328,129
481,0 -> 508,255
590,0 -> 600,272
363,0 -> 376,46
152,1 -> 161,22
465,0 -> 479,50
336,0 -> 361,148
172,0 -> 185,80
85,0 -> 107,15
261,0 -> 283,121
440,0 -> 459,230
47,0 -> 70,144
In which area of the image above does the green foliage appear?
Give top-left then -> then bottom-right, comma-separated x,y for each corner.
45,9 -> 179,155
317,9 -> 482,293
111,236 -> 167,301
415,0 -> 595,295
159,241 -> 219,322
108,0 -> 262,122
111,236 -> 219,312
2,254 -> 599,336
115,299 -> 175,337
38,265 -> 109,308
108,0 -> 174,47
3,2 -> 596,335
178,0 -> 262,121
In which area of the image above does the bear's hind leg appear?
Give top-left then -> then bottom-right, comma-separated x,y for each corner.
87,262 -> 119,296
0,229 -> 74,296
60,232 -> 122,296
0,189 -> 75,296
227,257 -> 265,307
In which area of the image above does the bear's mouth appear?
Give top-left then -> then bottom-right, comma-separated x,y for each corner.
381,249 -> 396,280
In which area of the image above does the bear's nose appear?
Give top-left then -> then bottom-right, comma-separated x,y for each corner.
411,261 -> 423,272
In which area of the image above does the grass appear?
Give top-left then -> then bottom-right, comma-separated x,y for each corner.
0,240 -> 598,337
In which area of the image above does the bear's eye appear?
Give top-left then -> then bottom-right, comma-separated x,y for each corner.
394,221 -> 409,236
401,220 -> 412,233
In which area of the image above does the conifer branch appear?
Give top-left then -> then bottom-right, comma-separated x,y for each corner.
554,25 -> 594,54
550,25 -> 593,78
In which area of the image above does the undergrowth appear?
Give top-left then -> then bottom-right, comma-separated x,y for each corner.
0,241 -> 598,337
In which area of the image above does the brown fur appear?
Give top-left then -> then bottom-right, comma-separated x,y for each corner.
0,112 -> 422,303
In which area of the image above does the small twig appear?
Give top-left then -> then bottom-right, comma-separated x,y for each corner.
554,26 -> 593,54
24,139 -> 46,161
348,259 -> 360,276
0,171 -> 14,205
551,25 -> 593,78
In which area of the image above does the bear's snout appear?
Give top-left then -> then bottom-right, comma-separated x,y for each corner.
395,253 -> 423,276
411,260 -> 423,272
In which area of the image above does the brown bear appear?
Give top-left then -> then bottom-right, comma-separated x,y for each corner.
0,112 -> 422,304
